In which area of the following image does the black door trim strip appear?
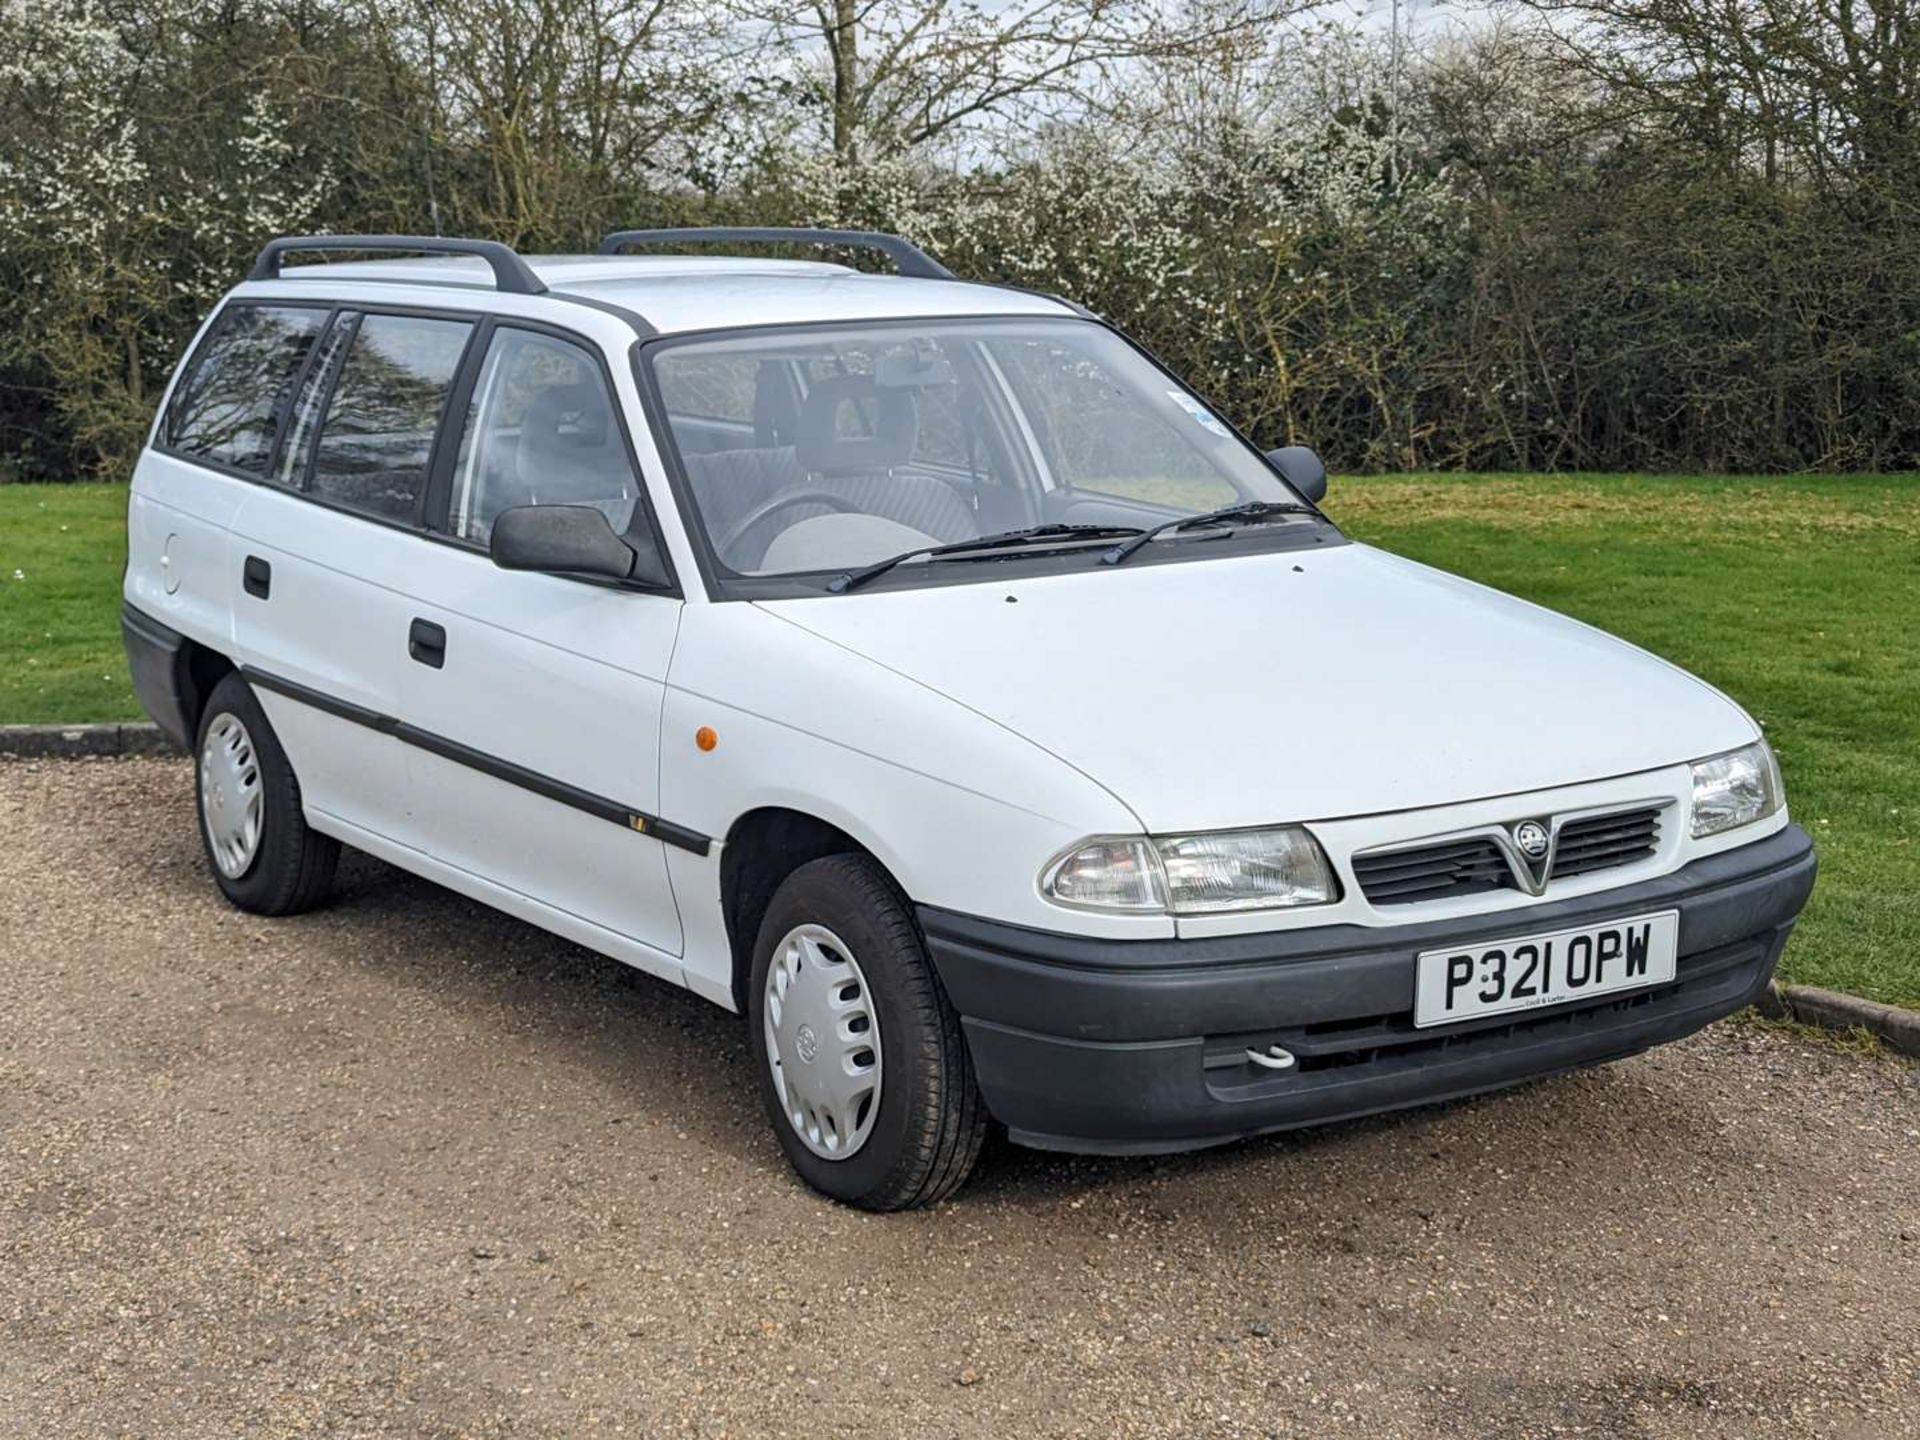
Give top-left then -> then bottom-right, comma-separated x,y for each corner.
241,666 -> 711,856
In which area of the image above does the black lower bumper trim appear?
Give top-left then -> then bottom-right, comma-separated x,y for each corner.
921,825 -> 1815,1154
120,603 -> 193,748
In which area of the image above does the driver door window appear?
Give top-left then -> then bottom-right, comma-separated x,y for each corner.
449,328 -> 640,544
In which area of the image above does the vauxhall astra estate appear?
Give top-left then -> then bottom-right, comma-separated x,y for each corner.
122,230 -> 1817,1208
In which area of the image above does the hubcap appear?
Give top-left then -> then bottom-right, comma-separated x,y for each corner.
199,713 -> 264,879
763,924 -> 882,1160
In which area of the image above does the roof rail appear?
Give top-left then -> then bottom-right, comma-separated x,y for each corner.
597,226 -> 956,281
249,235 -> 548,295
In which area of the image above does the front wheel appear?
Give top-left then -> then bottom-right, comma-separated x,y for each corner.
748,855 -> 988,1210
194,671 -> 339,915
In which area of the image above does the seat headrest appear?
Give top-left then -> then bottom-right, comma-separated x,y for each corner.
795,375 -> 918,474
753,361 -> 799,446
523,382 -> 608,450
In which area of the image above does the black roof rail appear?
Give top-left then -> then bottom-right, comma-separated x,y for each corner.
249,235 -> 548,295
597,226 -> 956,281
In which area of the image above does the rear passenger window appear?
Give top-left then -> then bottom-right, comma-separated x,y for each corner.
309,313 -> 472,523
168,305 -> 327,474
448,328 -> 640,544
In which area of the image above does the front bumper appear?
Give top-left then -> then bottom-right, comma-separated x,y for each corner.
920,824 -> 1815,1154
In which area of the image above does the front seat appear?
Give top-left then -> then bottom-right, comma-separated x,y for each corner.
681,375 -> 978,570
679,444 -> 811,566
509,381 -> 636,531
792,375 -> 975,543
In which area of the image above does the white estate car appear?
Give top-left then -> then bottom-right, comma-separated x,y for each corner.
124,230 -> 1816,1209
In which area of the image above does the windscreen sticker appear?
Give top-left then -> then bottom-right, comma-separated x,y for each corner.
1167,389 -> 1232,439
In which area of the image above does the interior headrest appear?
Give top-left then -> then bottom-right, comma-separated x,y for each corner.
523,382 -> 607,449
795,375 -> 918,474
752,361 -> 799,446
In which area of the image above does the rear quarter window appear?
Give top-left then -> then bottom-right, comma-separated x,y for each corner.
166,304 -> 328,474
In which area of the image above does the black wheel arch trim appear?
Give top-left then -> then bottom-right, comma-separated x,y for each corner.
238,665 -> 711,855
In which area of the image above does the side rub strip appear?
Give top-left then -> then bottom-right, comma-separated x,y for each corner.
242,666 -> 711,856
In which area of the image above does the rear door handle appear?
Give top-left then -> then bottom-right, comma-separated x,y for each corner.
408,618 -> 447,669
243,555 -> 271,599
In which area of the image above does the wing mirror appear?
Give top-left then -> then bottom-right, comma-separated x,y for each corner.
1265,446 -> 1328,504
489,504 -> 670,587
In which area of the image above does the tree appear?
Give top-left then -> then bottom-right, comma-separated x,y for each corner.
0,0 -> 333,475
348,0 -> 743,247
1509,0 -> 1920,195
749,0 -> 1299,166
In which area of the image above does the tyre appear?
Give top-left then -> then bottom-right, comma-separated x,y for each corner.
193,671 -> 339,915
748,854 -> 988,1210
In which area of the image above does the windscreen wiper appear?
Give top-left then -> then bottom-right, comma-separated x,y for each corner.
828,523 -> 1145,593
1099,500 -> 1319,566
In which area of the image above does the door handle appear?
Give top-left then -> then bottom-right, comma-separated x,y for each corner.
243,555 -> 271,599
408,618 -> 447,669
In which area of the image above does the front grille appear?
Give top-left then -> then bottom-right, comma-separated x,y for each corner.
1352,805 -> 1665,907
1350,837 -> 1512,905
1551,807 -> 1663,877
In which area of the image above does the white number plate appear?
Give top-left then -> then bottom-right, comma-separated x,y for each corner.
1413,910 -> 1680,1028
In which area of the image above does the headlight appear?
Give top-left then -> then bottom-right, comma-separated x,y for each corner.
1042,827 -> 1339,915
1689,740 -> 1783,838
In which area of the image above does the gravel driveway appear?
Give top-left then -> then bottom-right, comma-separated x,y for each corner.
2,757 -> 1915,1439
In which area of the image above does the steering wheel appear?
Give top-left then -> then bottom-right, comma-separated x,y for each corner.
718,487 -> 860,563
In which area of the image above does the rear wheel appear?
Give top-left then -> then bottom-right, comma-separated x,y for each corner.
194,672 -> 338,915
748,855 -> 988,1210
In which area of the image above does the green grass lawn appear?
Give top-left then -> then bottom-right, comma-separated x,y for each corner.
0,484 -> 135,723
2,476 -> 1916,1008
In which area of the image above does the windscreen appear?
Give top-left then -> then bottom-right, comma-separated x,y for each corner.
649,319 -> 1294,580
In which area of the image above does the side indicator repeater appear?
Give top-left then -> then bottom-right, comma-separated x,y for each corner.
695,726 -> 719,752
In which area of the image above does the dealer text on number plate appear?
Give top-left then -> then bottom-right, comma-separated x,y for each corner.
1413,910 -> 1680,1028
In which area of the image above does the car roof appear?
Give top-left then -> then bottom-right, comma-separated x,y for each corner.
244,254 -> 1077,335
